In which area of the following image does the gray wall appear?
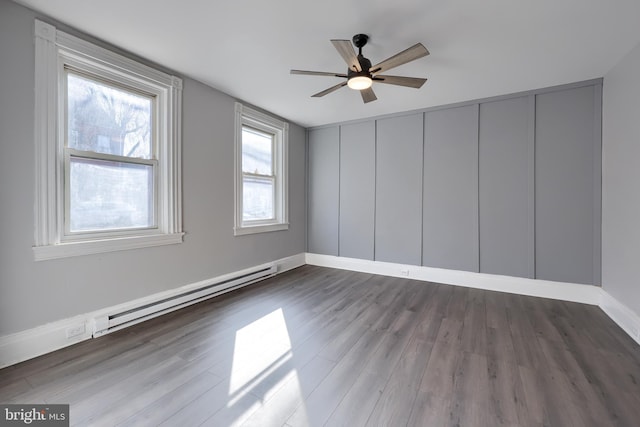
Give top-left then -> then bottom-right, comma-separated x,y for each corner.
0,0 -> 306,335
308,81 -> 602,286
602,40 -> 640,318
535,86 -> 600,285
376,114 -> 423,265
339,122 -> 375,260
307,126 -> 339,255
479,97 -> 531,278
424,105 -> 478,272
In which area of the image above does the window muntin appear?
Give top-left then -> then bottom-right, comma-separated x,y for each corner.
234,103 -> 288,235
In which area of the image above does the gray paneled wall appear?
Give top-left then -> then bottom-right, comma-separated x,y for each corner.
375,114 -> 424,265
307,80 -> 602,285
478,97 -> 532,278
339,122 -> 375,260
308,127 -> 340,255
423,105 -> 479,272
535,86 -> 598,284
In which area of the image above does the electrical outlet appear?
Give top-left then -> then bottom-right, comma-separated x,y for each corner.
65,324 -> 85,339
400,269 -> 410,276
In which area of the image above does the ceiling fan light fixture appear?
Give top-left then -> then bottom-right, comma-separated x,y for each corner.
347,75 -> 373,90
291,33 -> 429,102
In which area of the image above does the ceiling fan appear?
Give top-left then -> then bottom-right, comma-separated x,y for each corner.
291,34 -> 429,103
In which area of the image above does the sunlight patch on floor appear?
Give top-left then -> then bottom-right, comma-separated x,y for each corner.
225,308 -> 310,426
228,309 -> 294,394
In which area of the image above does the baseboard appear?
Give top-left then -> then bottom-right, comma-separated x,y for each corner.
305,253 -> 602,305
599,289 -> 640,345
276,253 -> 307,274
0,253 -> 306,369
0,315 -> 93,370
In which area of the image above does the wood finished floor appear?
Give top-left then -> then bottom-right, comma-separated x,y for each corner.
2,265 -> 640,426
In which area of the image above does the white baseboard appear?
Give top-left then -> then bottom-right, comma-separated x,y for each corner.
0,315 -> 93,370
599,289 -> 640,345
276,253 -> 307,274
305,253 -> 602,305
306,253 -> 640,346
0,253 -> 306,369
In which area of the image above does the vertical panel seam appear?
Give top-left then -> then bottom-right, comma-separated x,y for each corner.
337,126 -> 341,257
304,129 -> 309,252
475,103 -> 481,273
422,113 -> 428,267
373,120 -> 377,261
593,84 -> 603,286
528,94 -> 537,279
420,112 -> 425,266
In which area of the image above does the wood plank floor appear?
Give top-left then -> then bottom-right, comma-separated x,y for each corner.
2,265 -> 640,426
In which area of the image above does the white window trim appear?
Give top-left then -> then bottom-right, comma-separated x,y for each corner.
234,103 -> 289,236
33,20 -> 183,261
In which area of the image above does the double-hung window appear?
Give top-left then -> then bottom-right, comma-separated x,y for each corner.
33,20 -> 183,260
234,103 -> 288,235
65,72 -> 156,235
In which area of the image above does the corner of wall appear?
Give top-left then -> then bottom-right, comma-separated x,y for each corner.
599,289 -> 640,345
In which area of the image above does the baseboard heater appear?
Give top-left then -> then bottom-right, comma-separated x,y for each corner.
92,264 -> 277,337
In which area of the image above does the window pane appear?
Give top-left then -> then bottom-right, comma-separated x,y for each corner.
242,127 -> 273,175
69,157 -> 154,232
243,176 -> 274,221
67,72 -> 152,159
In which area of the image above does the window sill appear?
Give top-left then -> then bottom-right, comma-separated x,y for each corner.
33,232 -> 184,261
234,223 -> 289,236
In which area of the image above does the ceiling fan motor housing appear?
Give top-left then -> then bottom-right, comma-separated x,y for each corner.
348,55 -> 372,79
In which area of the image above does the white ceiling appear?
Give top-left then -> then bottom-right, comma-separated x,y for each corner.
15,0 -> 640,128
